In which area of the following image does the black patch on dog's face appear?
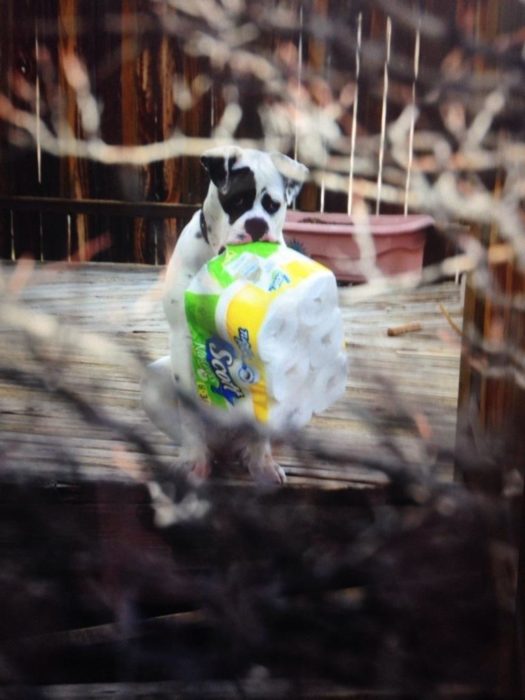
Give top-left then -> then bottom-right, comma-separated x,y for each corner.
201,155 -> 237,191
218,167 -> 256,224
262,192 -> 281,215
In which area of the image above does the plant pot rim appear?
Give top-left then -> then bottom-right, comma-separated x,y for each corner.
285,210 -> 434,236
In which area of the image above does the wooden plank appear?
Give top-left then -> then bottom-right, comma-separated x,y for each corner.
129,0 -> 178,264
0,262 -> 463,487
38,0 -> 69,261
4,265 -> 502,695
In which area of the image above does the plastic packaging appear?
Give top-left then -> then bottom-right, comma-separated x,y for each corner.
184,242 -> 347,430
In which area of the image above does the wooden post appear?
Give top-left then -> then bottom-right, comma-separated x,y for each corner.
456,242 -> 525,695
0,0 -> 14,259
58,0 -> 89,260
39,0 -> 69,261
129,0 -> 179,264
7,0 -> 43,260
516,476 -> 525,694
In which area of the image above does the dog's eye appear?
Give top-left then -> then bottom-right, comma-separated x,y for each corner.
262,194 -> 281,215
230,193 -> 246,207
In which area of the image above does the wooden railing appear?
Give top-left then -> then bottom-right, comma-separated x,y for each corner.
0,195 -> 199,264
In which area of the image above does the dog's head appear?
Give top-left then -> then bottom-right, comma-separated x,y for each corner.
200,146 -> 308,252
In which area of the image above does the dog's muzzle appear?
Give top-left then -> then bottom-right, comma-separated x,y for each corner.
243,217 -> 275,243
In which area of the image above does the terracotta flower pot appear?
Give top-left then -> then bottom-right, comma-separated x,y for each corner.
283,211 -> 435,283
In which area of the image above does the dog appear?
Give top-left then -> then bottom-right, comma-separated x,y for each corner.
142,146 -> 309,484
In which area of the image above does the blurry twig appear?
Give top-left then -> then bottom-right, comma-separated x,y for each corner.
438,303 -> 463,338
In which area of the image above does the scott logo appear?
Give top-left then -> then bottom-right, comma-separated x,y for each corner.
238,364 -> 258,385
205,338 -> 244,405
234,327 -> 254,359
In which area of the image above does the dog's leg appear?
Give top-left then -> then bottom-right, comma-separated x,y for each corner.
169,328 -> 212,482
240,438 -> 286,485
141,353 -> 211,481
141,356 -> 181,443
160,227 -> 215,482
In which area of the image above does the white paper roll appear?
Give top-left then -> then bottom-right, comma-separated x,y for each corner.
269,400 -> 313,432
257,295 -> 299,363
186,242 -> 347,429
308,309 -> 345,368
298,272 -> 338,327
311,352 -> 348,413
265,352 -> 310,402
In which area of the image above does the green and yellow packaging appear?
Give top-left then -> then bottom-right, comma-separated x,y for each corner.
184,242 -> 347,430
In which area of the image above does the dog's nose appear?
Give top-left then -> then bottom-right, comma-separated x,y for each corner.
244,217 -> 269,242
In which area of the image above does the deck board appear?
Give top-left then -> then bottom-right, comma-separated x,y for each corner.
0,262 -> 463,488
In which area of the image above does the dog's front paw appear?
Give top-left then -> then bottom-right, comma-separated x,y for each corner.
248,458 -> 287,486
241,440 -> 286,486
263,461 -> 287,485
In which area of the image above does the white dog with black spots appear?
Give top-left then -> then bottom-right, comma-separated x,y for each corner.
142,146 -> 309,484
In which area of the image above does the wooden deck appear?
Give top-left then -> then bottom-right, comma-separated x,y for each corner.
0,262 -> 464,488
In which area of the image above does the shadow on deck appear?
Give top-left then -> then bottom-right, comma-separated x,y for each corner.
2,264 -> 512,699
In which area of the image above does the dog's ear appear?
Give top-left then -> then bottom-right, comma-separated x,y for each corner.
201,145 -> 243,193
270,152 -> 309,206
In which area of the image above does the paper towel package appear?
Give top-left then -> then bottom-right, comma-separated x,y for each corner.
184,242 -> 347,431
